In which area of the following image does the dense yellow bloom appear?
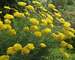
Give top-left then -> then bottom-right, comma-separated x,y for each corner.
40,43 -> 47,48
30,25 -> 39,31
21,47 -> 30,55
14,12 -> 25,17
42,28 -> 51,34
34,31 -> 42,37
26,5 -> 34,11
48,4 -> 56,9
26,43 -> 35,50
13,43 -> 22,51
7,47 -> 16,55
30,18 -> 39,25
63,22 -> 71,27
18,2 -> 26,6
4,14 -> 14,19
0,55 -> 9,60
4,19 -> 11,24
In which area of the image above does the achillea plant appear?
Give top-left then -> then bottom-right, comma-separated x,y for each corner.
0,0 -> 75,60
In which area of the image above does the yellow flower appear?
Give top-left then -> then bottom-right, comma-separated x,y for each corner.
0,55 -> 9,60
4,19 -> 11,24
42,28 -> 51,34
21,47 -> 30,55
18,2 -> 26,6
67,44 -> 73,49
64,30 -> 75,37
41,19 -> 47,26
60,41 -> 68,48
47,14 -> 53,21
0,11 -> 2,14
48,4 -> 56,9
63,52 -> 70,58
4,14 -> 14,19
3,24 -> 12,30
63,22 -> 71,27
9,29 -> 16,36
13,43 -> 22,51
57,32 -> 65,41
34,31 -> 42,37
26,5 -> 34,11
40,43 -> 47,48
58,18 -> 65,23
30,18 -> 39,25
7,47 -> 16,55
0,21 -> 4,30
4,6 -> 10,9
52,32 -> 65,41
32,1 -> 42,7
30,25 -> 39,31
26,43 -> 35,50
59,48 -> 64,53
14,12 -> 25,17
46,17 -> 53,24
23,26 -> 29,32
54,12 -> 61,18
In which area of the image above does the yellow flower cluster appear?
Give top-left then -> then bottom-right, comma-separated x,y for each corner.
0,0 -> 74,59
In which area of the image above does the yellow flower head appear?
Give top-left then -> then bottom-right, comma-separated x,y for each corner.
30,25 -> 39,32
63,52 -> 70,58
23,26 -> 29,32
0,55 -> 9,60
9,29 -> 16,36
42,28 -> 51,34
26,43 -> 35,50
64,30 -> 75,37
60,41 -> 68,48
13,43 -> 22,51
48,4 -> 56,9
21,47 -> 30,55
54,12 -> 61,18
3,24 -> 12,30
34,31 -> 42,37
4,6 -> 10,9
40,43 -> 47,48
14,12 -> 25,17
67,44 -> 73,49
18,2 -> 26,6
4,19 -> 11,24
0,21 -> 3,29
7,47 -> 16,55
26,5 -> 34,11
30,18 -> 39,25
63,22 -> 71,27
4,14 -> 14,19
